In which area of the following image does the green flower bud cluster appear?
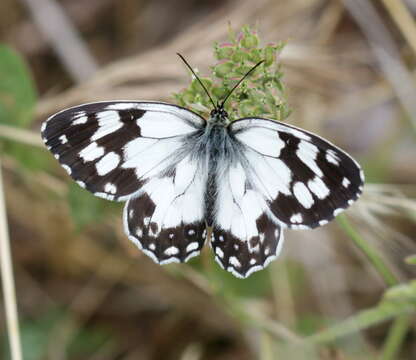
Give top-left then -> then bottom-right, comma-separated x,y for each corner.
173,25 -> 291,122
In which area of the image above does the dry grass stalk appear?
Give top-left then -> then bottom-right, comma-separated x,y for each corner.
0,159 -> 23,360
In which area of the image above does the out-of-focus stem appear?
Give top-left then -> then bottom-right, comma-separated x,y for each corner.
0,159 -> 23,360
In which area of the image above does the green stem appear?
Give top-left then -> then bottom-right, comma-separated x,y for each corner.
336,214 -> 399,286
337,214 -> 413,359
306,301 -> 414,345
380,315 -> 412,360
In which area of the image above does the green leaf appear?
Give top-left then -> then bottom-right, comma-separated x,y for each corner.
0,45 -> 37,127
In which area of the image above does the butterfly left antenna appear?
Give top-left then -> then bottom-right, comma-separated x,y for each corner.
177,53 -> 217,110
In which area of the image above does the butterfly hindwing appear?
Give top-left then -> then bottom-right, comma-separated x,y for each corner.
123,153 -> 208,264
209,135 -> 285,278
41,101 -> 206,201
229,118 -> 364,229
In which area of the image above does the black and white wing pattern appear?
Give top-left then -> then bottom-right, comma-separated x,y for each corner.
41,101 -> 205,201
41,99 -> 364,278
229,118 -> 364,229
123,152 -> 208,264
41,101 -> 208,263
211,117 -> 363,278
211,160 -> 284,278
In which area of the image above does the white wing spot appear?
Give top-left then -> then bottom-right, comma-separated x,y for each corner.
290,213 -> 303,223
342,177 -> 351,188
106,103 -> 138,110
76,180 -> 86,188
62,164 -> 71,174
296,141 -> 323,177
233,244 -> 239,250
143,217 -> 150,226
41,122 -> 46,132
202,229 -> 207,239
285,128 -> 311,141
229,256 -> 241,268
91,111 -> 123,141
94,192 -> 114,200
129,209 -> 134,219
165,246 -> 179,256
264,247 -> 270,256
54,154 -> 60,160
104,182 -> 117,194
79,142 -> 104,162
319,219 -> 328,226
149,243 -> 156,251
188,229 -> 195,236
72,116 -> 88,125
136,227 -> 143,237
293,182 -> 314,209
333,208 -> 343,216
250,259 -> 256,265
96,152 -> 120,176
219,235 -> 224,242
59,135 -> 68,144
186,242 -> 199,252
215,247 -> 224,258
291,224 -> 310,230
326,149 -> 340,165
308,176 -> 330,199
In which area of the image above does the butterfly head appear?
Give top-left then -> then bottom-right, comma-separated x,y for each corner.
210,106 -> 229,126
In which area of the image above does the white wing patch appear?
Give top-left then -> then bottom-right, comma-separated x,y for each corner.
235,126 -> 285,157
122,137 -> 183,179
138,111 -> 198,138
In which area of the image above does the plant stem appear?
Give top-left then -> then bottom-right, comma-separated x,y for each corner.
337,214 -> 413,359
0,159 -> 23,360
380,0 -> 416,58
380,315 -> 412,360
0,124 -> 43,148
306,300 -> 414,344
336,214 -> 398,286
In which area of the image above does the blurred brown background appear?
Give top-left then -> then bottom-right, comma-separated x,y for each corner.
1,0 -> 416,359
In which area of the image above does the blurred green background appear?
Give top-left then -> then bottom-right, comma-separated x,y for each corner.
1,0 -> 416,359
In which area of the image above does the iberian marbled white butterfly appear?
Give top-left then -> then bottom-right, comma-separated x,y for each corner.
41,54 -> 364,278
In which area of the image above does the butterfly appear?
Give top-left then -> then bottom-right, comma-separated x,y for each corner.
41,54 -> 364,278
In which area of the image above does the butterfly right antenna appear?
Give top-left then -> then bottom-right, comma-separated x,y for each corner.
220,60 -> 264,108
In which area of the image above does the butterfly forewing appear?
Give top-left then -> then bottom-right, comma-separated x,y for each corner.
41,101 -> 206,201
229,118 -> 364,229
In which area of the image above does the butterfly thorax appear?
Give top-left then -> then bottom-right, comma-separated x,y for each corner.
209,107 -> 230,126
